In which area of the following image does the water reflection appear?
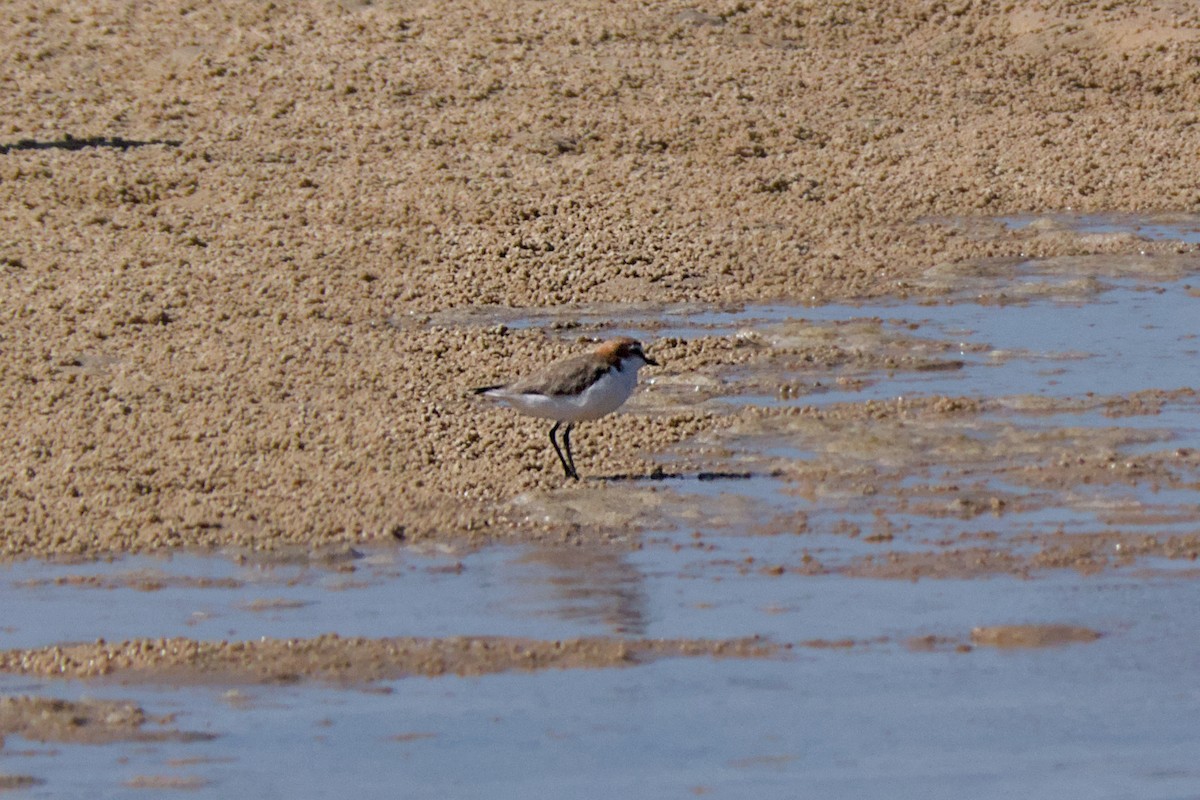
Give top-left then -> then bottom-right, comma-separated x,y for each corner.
511,547 -> 649,635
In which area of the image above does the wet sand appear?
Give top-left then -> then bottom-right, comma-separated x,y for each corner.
3,1 -> 1200,557
0,695 -> 202,745
0,634 -> 777,683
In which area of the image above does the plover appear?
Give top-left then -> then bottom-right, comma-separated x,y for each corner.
472,337 -> 659,480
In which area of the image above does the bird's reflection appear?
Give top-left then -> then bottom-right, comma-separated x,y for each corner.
513,546 -> 648,636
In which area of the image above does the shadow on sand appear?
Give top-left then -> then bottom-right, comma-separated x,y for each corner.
0,135 -> 182,155
594,469 -> 777,483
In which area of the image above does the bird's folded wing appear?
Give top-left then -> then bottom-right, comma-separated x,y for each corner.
507,355 -> 612,397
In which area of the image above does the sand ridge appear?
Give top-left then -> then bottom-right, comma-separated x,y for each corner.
0,634 -> 779,684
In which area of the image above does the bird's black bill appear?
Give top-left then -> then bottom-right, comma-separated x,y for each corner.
644,355 -> 659,366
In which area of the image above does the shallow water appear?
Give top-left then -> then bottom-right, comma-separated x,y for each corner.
7,570 -> 1200,799
6,216 -> 1200,797
999,212 -> 1200,242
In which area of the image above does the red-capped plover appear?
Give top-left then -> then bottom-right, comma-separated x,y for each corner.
473,337 -> 659,480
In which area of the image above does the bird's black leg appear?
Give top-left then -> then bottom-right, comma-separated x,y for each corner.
562,422 -> 579,480
549,421 -> 576,479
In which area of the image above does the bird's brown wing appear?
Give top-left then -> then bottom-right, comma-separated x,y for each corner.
506,354 -> 612,397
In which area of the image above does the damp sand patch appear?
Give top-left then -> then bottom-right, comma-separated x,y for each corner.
0,635 -> 779,685
653,391 -> 1200,578
970,624 -> 1103,648
0,695 -> 211,745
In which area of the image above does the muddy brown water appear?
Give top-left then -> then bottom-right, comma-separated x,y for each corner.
5,217 -> 1200,797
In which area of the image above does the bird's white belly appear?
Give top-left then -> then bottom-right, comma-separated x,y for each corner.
502,367 -> 638,423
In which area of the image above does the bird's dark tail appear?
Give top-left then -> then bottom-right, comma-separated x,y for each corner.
472,385 -> 505,395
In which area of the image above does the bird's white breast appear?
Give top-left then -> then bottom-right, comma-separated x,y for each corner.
571,362 -> 640,420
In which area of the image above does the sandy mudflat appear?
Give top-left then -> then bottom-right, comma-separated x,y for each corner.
2,1 -> 1200,555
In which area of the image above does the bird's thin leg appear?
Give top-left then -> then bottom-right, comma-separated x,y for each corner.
549,421 -> 575,479
562,423 -> 579,480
